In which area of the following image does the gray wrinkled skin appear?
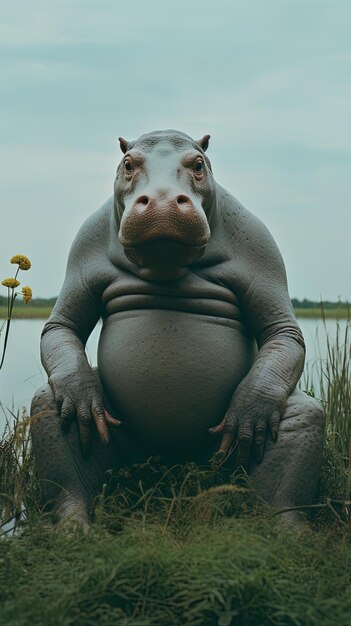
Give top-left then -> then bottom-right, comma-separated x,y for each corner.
31,130 -> 325,525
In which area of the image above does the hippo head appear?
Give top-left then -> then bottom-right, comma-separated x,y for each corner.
114,130 -> 216,280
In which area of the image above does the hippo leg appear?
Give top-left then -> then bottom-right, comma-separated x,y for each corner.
30,383 -> 118,527
249,389 -> 325,521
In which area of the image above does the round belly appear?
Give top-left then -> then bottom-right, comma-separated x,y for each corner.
98,310 -> 255,461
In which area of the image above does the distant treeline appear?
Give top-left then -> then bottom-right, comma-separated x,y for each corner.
291,298 -> 350,310
0,295 -> 57,308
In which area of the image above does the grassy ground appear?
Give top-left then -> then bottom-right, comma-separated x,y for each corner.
1,498 -> 351,625
0,320 -> 350,625
0,447 -> 351,626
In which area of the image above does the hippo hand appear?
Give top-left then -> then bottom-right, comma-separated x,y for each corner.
209,384 -> 287,468
48,370 -> 122,455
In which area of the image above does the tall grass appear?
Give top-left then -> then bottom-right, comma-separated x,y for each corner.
301,314 -> 351,509
0,408 -> 40,532
320,320 -> 351,458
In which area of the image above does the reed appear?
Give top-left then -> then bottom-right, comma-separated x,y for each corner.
320,320 -> 351,458
300,312 -> 351,510
0,408 -> 40,531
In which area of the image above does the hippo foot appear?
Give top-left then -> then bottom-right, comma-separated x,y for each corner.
275,508 -> 309,532
54,493 -> 91,533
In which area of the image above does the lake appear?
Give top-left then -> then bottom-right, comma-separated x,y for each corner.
0,317 -> 348,431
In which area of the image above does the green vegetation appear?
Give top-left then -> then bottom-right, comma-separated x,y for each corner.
291,298 -> 350,310
1,438 -> 351,626
1,478 -> 351,626
0,320 -> 350,625
0,295 -> 56,319
0,305 -> 53,319
294,307 -> 350,319
306,321 -> 351,460
1,297 -> 350,319
292,299 -> 350,319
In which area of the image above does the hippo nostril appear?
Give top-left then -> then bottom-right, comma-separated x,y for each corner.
137,195 -> 149,206
177,195 -> 189,205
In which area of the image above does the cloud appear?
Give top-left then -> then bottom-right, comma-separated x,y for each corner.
0,143 -> 117,296
1,0 -> 351,300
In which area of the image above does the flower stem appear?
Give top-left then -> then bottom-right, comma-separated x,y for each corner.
0,290 -> 17,370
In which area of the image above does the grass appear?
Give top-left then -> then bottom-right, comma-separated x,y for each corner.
0,305 -> 52,319
1,506 -> 351,626
0,410 -> 40,530
1,305 -> 350,320
0,320 -> 351,626
1,452 -> 351,626
302,318 -> 351,460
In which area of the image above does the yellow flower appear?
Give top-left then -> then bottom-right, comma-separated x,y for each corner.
2,278 -> 20,289
21,286 -> 32,303
10,255 -> 32,271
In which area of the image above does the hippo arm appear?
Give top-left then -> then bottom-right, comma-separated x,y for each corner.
214,219 -> 305,466
40,216 -> 119,453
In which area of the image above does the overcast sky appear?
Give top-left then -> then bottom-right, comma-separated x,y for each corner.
1,0 -> 350,301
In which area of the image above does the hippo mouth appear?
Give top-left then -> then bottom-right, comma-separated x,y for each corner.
119,228 -> 210,250
122,238 -> 208,268
118,202 -> 211,273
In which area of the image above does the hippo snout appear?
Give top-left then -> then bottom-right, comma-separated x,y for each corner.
119,190 -> 211,249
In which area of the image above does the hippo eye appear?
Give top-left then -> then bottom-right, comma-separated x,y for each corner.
194,159 -> 204,173
124,159 -> 133,173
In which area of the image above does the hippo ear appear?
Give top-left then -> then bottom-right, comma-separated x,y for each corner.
197,134 -> 210,152
118,137 -> 129,154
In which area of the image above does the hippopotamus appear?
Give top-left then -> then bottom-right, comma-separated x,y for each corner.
30,129 -> 325,526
